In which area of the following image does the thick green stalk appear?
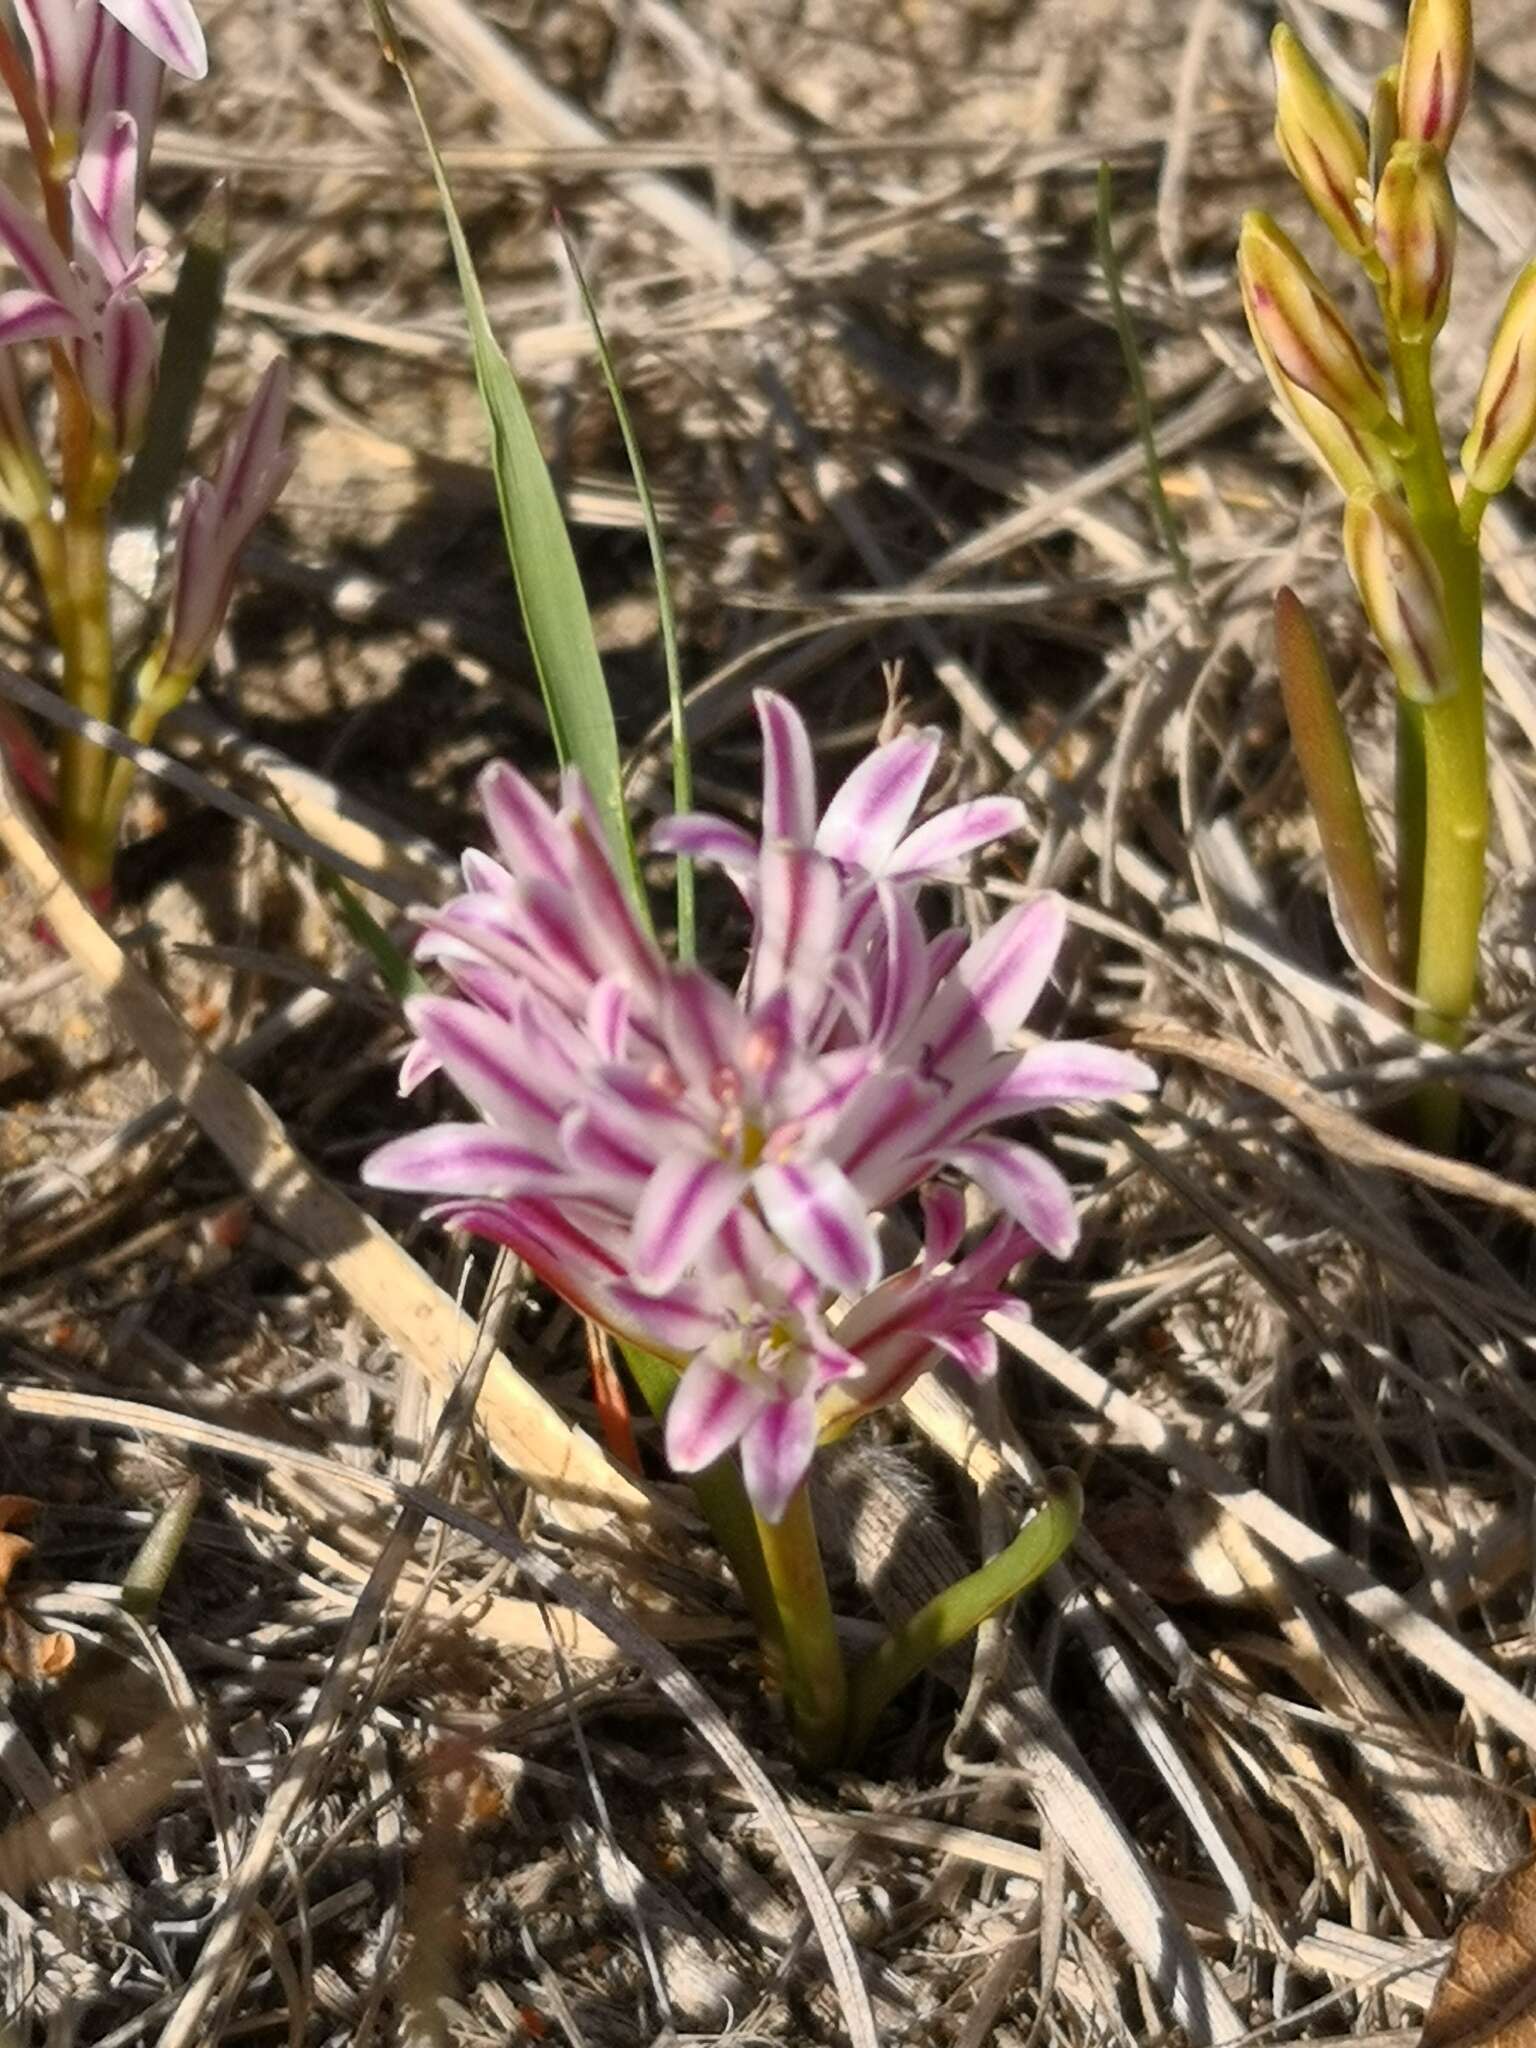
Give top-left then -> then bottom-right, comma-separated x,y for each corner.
54,504 -> 115,895
755,1487 -> 847,1773
1389,336 -> 1486,1123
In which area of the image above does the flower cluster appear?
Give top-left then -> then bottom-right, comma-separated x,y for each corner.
366,693 -> 1153,1519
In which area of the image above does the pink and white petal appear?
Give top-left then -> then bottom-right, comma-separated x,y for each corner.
753,1156 -> 880,1296
663,967 -> 744,1088
833,1068 -> 943,1204
930,1324 -> 998,1381
993,1041 -> 1158,1109
397,1038 -> 441,1096
887,795 -> 1026,880
920,895 -> 1067,1073
460,847 -> 509,895
755,689 -> 817,844
75,113 -> 139,279
604,1279 -> 721,1358
83,17 -> 164,180
948,1137 -> 1079,1259
631,1154 -> 746,1292
585,974 -> 631,1060
0,288 -> 74,344
748,843 -> 840,1029
740,1393 -> 817,1524
407,995 -> 564,1131
564,812 -> 666,997
98,0 -> 205,78
649,813 -> 759,875
561,1104 -> 656,1187
664,1360 -> 767,1475
96,288 -> 156,451
0,182 -> 81,301
16,0 -> 87,134
361,1124 -> 562,1198
815,728 -> 938,874
477,760 -> 569,887
210,358 -> 291,526
920,1182 -> 967,1268
868,881 -> 927,1045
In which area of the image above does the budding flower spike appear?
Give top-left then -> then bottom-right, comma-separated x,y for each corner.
0,0 -> 290,897
1240,0 -> 1496,1130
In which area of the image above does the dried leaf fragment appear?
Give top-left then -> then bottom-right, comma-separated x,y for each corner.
1422,1852 -> 1536,2047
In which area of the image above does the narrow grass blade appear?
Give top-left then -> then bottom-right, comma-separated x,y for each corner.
268,781 -> 424,997
1096,163 -> 1197,606
1274,587 -> 1398,1018
366,0 -> 642,909
557,219 -> 694,959
120,188 -> 229,529
843,1471 -> 1080,1760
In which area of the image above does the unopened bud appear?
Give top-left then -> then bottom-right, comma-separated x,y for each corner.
1343,491 -> 1457,704
1271,27 -> 1373,266
1368,69 -> 1400,190
1397,0 -> 1473,154
1461,261 -> 1536,496
1375,141 -> 1455,343
1239,213 -> 1393,437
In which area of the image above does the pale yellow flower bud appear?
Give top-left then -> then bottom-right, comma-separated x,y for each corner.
1343,491 -> 1458,704
1397,0 -> 1473,154
1238,213 -> 1392,437
1374,141 -> 1456,344
1271,26 -> 1373,266
1461,261 -> 1536,496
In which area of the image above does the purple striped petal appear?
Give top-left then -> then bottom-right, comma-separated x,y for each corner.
84,16 -> 165,182
815,728 -> 938,873
0,182 -> 80,303
477,763 -> 566,880
920,894 -> 1067,1074
17,0 -> 88,136
361,1125 -> 562,1197
94,287 -> 156,451
631,1154 -> 745,1291
98,0 -> 205,78
948,1137 -> 1079,1258
605,1281 -> 722,1358
992,1042 -> 1157,1109
664,1360 -> 766,1474
887,795 -> 1026,880
0,287 -> 74,344
397,1039 -> 441,1096
920,1182 -> 967,1267
649,812 -> 758,875
407,995 -> 563,1130
561,1104 -> 655,1186
930,1325 -> 998,1380
663,967 -> 742,1088
869,880 -> 926,1045
75,114 -> 138,280
749,843 -> 839,1028
740,1393 -> 816,1523
755,689 -> 816,843
585,974 -> 630,1059
461,847 -> 508,894
753,1157 -> 879,1295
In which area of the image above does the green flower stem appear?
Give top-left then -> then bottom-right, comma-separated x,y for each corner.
617,1342 -> 782,1663
754,1485 -> 847,1773
841,1473 -> 1081,1763
54,502 -> 115,896
1389,334 -> 1487,1132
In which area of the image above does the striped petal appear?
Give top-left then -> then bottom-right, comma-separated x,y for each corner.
918,894 -> 1067,1074
755,689 -> 816,843
407,995 -> 564,1130
631,1154 -> 745,1291
749,843 -> 839,1029
478,760 -> 567,885
816,727 -> 938,873
0,182 -> 81,302
663,967 -> 742,1088
664,1360 -> 766,1474
887,795 -> 1025,880
98,0 -> 205,78
992,1042 -> 1157,1109
649,812 -> 758,874
948,1137 -> 1078,1258
740,1393 -> 817,1523
75,114 -> 139,280
753,1156 -> 879,1295
361,1125 -> 562,1197
0,288 -> 74,344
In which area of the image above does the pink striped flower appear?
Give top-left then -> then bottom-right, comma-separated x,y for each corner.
365,709 -> 1154,1519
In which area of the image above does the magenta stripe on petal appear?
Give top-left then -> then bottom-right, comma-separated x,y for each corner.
664,1360 -> 765,1474
99,0 -> 206,77
631,1153 -> 745,1291
664,967 -> 741,1087
361,1125 -> 562,1197
478,761 -> 568,885
993,1042 -> 1158,1109
753,1156 -> 879,1295
409,995 -> 563,1129
887,795 -> 1026,880
815,729 -> 938,873
922,895 -> 1066,1073
0,288 -> 75,345
740,1394 -> 816,1523
76,114 -> 138,279
949,1137 -> 1079,1259
649,813 -> 758,873
755,689 -> 817,843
